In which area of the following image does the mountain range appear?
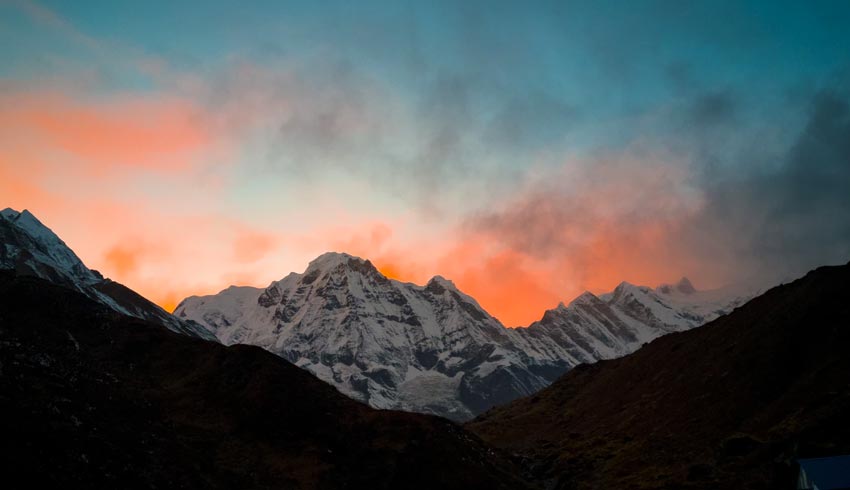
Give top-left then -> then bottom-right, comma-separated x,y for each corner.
1,208 -> 756,420
176,252 -> 755,420
2,207 -> 848,489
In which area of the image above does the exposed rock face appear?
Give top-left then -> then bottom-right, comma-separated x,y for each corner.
177,252 -> 754,420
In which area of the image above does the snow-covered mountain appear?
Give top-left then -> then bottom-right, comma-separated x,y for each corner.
176,252 -> 562,420
0,208 -> 216,341
176,252 -> 755,420
513,278 -> 754,367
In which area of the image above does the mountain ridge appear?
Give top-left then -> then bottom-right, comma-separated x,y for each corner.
177,250 -> 755,420
0,207 -> 758,422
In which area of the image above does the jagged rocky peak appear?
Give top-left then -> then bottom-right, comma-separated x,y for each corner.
656,276 -> 698,295
536,291 -> 605,324
609,280 -> 644,300
534,292 -> 602,321
569,290 -> 601,307
425,274 -> 456,294
675,276 -> 696,294
256,252 -> 388,307
426,274 -> 476,301
2,208 -> 60,244
1,207 -> 102,285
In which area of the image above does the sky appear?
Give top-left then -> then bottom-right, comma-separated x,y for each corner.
1,0 -> 849,326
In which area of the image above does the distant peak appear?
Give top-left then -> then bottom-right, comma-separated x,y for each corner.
676,277 -> 696,294
1,208 -> 42,227
310,251 -> 358,263
304,251 -> 380,277
1,207 -> 21,220
2,208 -> 64,244
427,275 -> 456,287
0,207 -> 100,286
569,291 -> 600,307
425,275 -> 459,295
657,277 -> 698,295
14,209 -> 45,226
307,252 -> 364,269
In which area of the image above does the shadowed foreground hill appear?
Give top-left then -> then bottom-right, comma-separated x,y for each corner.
0,271 -> 535,490
468,263 -> 850,489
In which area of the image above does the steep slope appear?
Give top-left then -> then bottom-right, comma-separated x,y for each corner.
178,254 -> 752,420
0,208 -> 215,341
177,252 -> 563,421
468,263 -> 850,489
0,270 -> 536,490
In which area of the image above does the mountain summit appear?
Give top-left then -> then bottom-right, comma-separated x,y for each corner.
177,250 -> 557,420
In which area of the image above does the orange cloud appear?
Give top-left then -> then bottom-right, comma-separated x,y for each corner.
351,151 -> 717,327
437,239 -> 561,326
157,293 -> 181,314
103,244 -> 142,277
0,82 -> 721,329
0,90 -> 213,174
232,229 -> 278,263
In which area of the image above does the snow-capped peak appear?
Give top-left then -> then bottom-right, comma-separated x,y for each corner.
568,291 -> 600,307
306,251 -> 374,273
0,207 -> 19,220
4,209 -> 54,242
656,277 -> 698,295
425,275 -> 467,297
426,274 -> 455,288
1,207 -> 216,341
675,277 -> 696,294
0,207 -> 101,286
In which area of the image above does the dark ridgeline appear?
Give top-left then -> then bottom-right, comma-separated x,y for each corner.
468,263 -> 850,489
0,271 -> 535,490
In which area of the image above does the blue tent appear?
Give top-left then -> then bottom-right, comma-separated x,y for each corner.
798,455 -> 850,490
